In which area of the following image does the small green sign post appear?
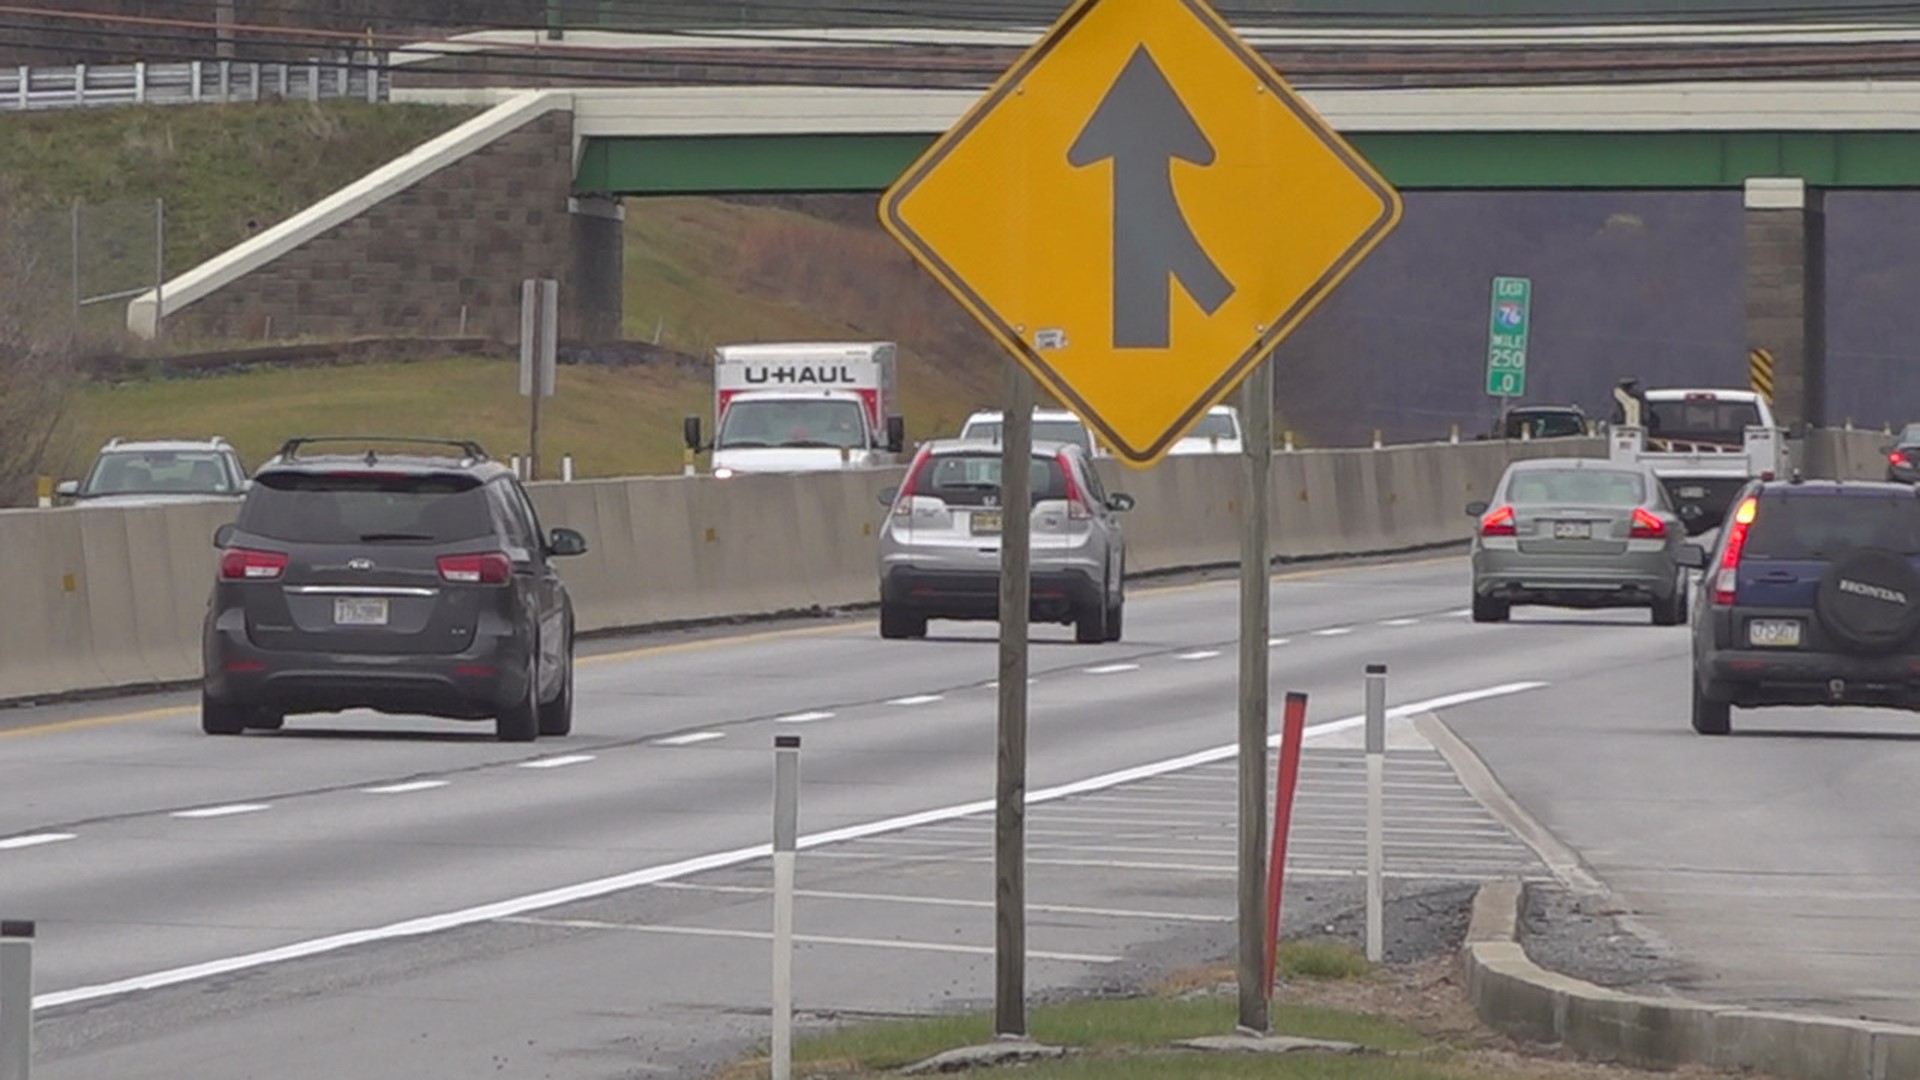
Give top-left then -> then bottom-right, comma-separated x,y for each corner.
1486,275 -> 1531,398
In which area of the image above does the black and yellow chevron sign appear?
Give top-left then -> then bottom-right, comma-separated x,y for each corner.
1749,347 -> 1775,403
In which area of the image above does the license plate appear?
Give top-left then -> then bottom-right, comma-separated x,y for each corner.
334,597 -> 390,627
1551,520 -> 1591,540
1678,485 -> 1708,499
1748,619 -> 1803,648
970,510 -> 1003,536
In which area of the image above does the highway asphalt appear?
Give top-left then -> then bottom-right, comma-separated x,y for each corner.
1,554 -> 1910,1076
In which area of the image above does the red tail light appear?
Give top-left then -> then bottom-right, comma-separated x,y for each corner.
220,548 -> 287,581
1893,451 -> 1907,466
1058,452 -> 1092,520
1479,505 -> 1517,537
1630,508 -> 1666,539
1713,496 -> 1758,605
893,447 -> 931,518
437,552 -> 512,585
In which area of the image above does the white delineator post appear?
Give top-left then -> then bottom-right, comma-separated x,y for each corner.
1364,664 -> 1388,964
771,735 -> 801,1080
0,919 -> 33,1080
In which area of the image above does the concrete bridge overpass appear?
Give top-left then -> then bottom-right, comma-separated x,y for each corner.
130,76 -> 1920,430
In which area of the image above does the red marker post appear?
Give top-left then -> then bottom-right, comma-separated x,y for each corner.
1263,691 -> 1309,996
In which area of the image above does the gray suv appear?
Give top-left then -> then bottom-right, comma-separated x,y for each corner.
202,437 -> 588,742
876,439 -> 1133,643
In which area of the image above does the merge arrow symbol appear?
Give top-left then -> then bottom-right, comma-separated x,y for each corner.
1068,45 -> 1235,350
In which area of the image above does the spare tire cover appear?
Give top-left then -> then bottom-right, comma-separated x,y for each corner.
1816,548 -> 1920,655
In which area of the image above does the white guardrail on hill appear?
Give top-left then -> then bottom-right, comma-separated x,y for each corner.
0,429 -> 1888,706
0,58 -> 389,112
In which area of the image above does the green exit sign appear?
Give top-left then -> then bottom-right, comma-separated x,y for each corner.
1486,275 -> 1531,398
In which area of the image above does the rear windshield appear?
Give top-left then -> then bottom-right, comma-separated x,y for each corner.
1744,494 -> 1920,559
1503,468 -> 1646,507
1502,412 -> 1585,439
916,453 -> 1068,507
239,473 -> 492,544
1189,414 -> 1239,439
1646,399 -> 1762,443
961,419 -> 1094,451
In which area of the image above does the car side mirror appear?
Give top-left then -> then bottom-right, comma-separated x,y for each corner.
213,523 -> 236,548
683,416 -> 703,452
1107,493 -> 1136,512
885,415 -> 906,454
1677,544 -> 1709,570
1465,501 -> 1489,517
55,480 -> 78,497
877,485 -> 899,507
547,527 -> 589,558
240,479 -> 254,492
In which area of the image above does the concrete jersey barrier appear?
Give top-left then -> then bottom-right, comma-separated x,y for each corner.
0,431 -> 1796,706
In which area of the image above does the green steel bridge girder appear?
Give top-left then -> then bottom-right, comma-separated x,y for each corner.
575,129 -> 1920,196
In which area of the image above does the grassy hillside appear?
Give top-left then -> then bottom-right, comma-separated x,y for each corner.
52,358 -> 709,483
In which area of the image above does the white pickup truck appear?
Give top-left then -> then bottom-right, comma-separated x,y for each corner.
1607,383 -> 1793,536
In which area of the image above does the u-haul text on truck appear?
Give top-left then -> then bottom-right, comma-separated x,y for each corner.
684,342 -> 905,477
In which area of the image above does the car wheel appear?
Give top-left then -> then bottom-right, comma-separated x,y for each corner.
538,633 -> 574,738
202,693 -> 247,736
879,603 -> 927,640
1471,593 -> 1511,624
1103,594 -> 1125,643
1652,589 -> 1685,627
244,710 -> 285,731
496,656 -> 540,743
1074,596 -> 1109,644
1691,681 -> 1732,736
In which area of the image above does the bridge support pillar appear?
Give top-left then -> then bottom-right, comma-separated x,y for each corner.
1743,177 -> 1825,430
569,195 -> 624,342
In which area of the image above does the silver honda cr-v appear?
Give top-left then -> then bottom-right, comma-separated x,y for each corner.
876,438 -> 1134,643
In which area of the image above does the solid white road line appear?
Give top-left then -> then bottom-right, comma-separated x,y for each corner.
773,711 -> 835,724
887,695 -> 943,706
653,732 -> 726,747
363,781 -> 450,795
0,833 -> 76,851
519,755 -> 596,769
33,679 -> 1544,1012
498,917 -> 1121,964
170,804 -> 270,819
649,881 -> 1232,923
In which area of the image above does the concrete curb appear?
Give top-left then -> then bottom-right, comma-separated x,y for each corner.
1463,881 -> 1920,1080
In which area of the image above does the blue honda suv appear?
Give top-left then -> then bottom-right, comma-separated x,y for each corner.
1683,477 -> 1920,734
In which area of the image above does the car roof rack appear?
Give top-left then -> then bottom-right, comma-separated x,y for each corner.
275,436 -> 490,464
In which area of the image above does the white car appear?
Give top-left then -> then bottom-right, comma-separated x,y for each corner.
958,408 -> 1100,456
56,437 -> 250,508
1166,405 -> 1244,456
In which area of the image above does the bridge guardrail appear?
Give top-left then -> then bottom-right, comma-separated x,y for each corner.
0,58 -> 388,112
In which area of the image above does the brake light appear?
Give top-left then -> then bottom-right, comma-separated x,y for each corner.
1893,451 -> 1907,466
1058,452 -> 1092,520
437,552 -> 512,585
220,548 -> 287,580
1713,496 -> 1758,605
1479,505 -> 1516,537
1630,508 -> 1666,539
893,447 -> 931,517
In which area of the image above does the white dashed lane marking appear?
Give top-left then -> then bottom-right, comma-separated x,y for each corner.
1312,627 -> 1354,637
654,732 -> 726,747
887,695 -> 943,706
0,833 -> 75,851
363,781 -> 449,795
1176,650 -> 1220,661
1085,664 -> 1140,675
172,804 -> 270,819
519,755 -> 596,769
773,711 -> 835,725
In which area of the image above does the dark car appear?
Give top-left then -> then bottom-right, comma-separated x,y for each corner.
1683,477 -> 1920,735
1492,405 -> 1588,441
202,437 -> 588,742
1886,422 -> 1920,483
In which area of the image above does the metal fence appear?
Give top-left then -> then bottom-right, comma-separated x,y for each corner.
11,199 -> 166,345
0,58 -> 389,112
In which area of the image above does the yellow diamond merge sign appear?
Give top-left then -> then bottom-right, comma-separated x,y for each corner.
881,0 -> 1403,467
